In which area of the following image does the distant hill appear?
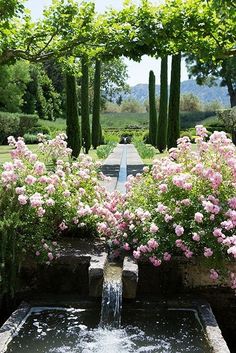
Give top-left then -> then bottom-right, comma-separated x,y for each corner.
124,80 -> 230,107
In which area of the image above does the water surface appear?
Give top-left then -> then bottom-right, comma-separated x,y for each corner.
6,305 -> 211,353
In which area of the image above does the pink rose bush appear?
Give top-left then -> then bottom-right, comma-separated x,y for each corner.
98,127 -> 236,290
0,134 -> 109,273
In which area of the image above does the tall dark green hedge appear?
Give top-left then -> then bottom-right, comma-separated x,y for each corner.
65,73 -> 81,158
157,56 -> 168,153
167,53 -> 181,149
148,70 -> 157,146
81,58 -> 91,154
92,60 -> 101,149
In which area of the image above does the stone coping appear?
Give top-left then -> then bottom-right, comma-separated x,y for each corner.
0,302 -> 31,353
0,299 -> 230,353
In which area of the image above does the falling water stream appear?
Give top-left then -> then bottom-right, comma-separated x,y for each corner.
100,262 -> 123,328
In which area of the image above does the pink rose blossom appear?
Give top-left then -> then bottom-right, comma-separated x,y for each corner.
133,250 -> 141,259
185,250 -> 193,258
18,194 -> 28,205
213,228 -> 223,238
46,198 -> 55,207
25,175 -> 37,185
175,225 -> 184,237
34,161 -> 46,175
147,238 -> 158,249
210,269 -> 219,281
37,207 -> 45,217
150,223 -> 159,233
192,233 -> 200,242
63,190 -> 71,197
159,184 -> 168,193
123,243 -> 130,251
163,252 -> 171,261
164,214 -> 173,222
204,247 -> 213,257
194,212 -> 203,223
59,221 -> 68,231
48,252 -> 54,261
15,186 -> 25,195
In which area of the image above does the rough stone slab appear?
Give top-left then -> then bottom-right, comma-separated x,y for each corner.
102,145 -> 123,165
0,302 -> 30,353
198,302 -> 231,353
126,144 -> 143,166
56,239 -> 106,265
89,252 -> 108,297
122,257 -> 139,299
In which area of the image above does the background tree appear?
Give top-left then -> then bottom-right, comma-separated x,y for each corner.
186,56 -> 236,108
157,56 -> 168,153
167,53 -> 181,149
92,60 -> 101,149
121,99 -> 145,113
148,70 -> 158,146
23,64 -> 62,120
0,61 -> 30,112
217,107 -> 236,145
180,93 -> 203,112
81,57 -> 91,154
65,73 -> 81,158
101,58 -> 129,101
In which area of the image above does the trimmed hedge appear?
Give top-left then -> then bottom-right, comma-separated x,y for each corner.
0,111 -> 39,144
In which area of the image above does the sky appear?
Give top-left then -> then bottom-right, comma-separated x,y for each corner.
25,0 -> 189,86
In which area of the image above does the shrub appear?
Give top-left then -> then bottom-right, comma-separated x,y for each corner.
0,134 -> 109,296
98,126 -> 236,291
180,111 -> 215,129
104,132 -> 120,144
180,93 -> 203,112
23,133 -> 39,144
96,142 -> 116,159
28,125 -> 51,135
180,130 -> 194,143
0,112 -> 20,144
142,131 -> 150,144
134,140 -> 156,159
0,112 -> 39,145
120,99 -> 145,113
102,102 -> 121,113
18,114 -> 39,135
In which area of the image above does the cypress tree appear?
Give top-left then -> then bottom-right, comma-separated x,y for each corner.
92,60 -> 101,149
157,56 -> 168,153
148,70 -> 157,146
65,73 -> 81,158
167,53 -> 181,149
81,57 -> 91,154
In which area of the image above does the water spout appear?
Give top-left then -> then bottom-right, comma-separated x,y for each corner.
100,263 -> 123,328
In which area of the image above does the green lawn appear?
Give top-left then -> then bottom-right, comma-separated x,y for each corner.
0,145 -> 39,163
